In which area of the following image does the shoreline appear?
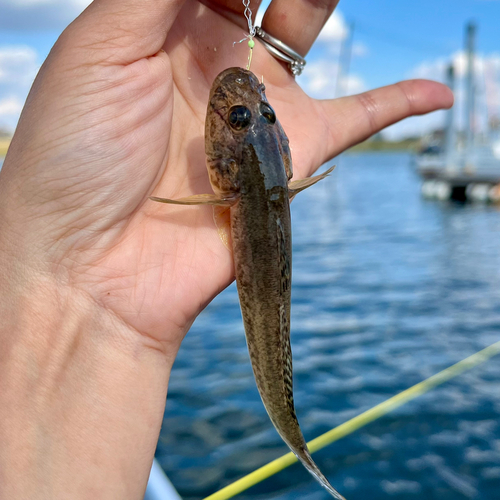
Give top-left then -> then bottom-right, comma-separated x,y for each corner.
349,138 -> 420,152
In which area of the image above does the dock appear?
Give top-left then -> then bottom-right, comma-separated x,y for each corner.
416,22 -> 500,202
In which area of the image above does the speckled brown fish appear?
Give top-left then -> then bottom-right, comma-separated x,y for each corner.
150,67 -> 341,499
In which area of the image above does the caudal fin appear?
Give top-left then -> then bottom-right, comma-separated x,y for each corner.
296,447 -> 346,500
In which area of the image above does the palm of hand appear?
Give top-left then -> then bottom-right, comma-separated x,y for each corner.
88,4 -> 324,345
1,1 -> 450,351
110,6 -> 333,343
2,3 -> 309,347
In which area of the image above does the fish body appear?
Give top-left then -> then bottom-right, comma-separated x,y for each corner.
151,67 -> 341,499
206,68 -> 343,499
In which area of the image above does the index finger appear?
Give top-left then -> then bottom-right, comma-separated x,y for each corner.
65,0 -> 187,64
316,80 -> 454,171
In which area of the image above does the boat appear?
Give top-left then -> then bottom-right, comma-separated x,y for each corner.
416,23 -> 500,202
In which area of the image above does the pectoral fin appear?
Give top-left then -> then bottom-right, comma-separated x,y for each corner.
288,165 -> 336,199
149,194 -> 233,206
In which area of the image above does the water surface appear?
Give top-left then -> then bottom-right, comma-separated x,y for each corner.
160,152 -> 499,499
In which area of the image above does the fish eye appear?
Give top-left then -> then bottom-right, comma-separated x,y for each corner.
228,106 -> 252,131
260,102 -> 276,124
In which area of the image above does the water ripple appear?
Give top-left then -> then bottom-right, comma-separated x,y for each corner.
157,153 -> 500,499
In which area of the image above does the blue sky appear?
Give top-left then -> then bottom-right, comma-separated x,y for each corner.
334,0 -> 500,88
1,0 -> 499,139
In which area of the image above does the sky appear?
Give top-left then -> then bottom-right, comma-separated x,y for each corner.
0,0 -> 499,139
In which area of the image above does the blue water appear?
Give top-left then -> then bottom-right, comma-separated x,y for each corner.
158,152 -> 500,500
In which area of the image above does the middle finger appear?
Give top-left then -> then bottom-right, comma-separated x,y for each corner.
261,0 -> 339,57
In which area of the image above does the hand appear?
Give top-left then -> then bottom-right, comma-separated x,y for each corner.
0,0 -> 453,498
0,0 -> 452,347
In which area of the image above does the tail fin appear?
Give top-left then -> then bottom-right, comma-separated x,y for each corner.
296,447 -> 346,500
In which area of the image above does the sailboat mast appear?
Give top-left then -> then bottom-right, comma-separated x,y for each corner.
444,64 -> 455,169
335,21 -> 355,98
465,22 -> 476,159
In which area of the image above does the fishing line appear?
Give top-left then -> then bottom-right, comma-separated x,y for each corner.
202,340 -> 500,500
234,0 -> 256,70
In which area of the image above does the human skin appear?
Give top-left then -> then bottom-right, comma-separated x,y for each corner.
0,0 -> 453,498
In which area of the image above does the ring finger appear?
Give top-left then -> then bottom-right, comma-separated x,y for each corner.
261,0 -> 339,57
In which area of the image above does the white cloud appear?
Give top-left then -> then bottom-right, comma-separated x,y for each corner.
0,0 -> 91,129
300,60 -> 339,96
342,74 -> 366,95
298,11 -> 367,100
0,97 -> 24,116
317,11 -> 349,43
0,46 -> 39,85
352,42 -> 369,58
0,46 -> 40,132
298,58 -> 366,100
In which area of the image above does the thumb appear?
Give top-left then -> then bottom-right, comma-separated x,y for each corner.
317,79 -> 454,165
64,0 -> 188,64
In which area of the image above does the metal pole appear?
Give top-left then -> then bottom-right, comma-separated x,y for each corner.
444,64 -> 455,170
464,22 -> 476,166
335,22 -> 355,98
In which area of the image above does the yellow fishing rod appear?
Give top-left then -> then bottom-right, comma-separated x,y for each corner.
203,340 -> 500,500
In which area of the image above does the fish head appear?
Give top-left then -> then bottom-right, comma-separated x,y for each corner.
205,67 -> 288,198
